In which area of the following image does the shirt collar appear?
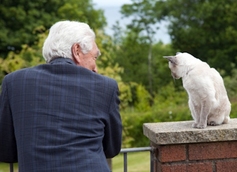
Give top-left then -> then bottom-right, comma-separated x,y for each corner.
49,57 -> 76,65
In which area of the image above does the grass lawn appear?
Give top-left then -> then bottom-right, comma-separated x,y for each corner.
0,163 -> 9,172
112,151 -> 150,172
0,163 -> 18,172
0,152 -> 150,172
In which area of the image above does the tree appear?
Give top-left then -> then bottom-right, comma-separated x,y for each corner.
111,28 -> 176,99
113,30 -> 150,86
110,0 -> 177,98
158,0 -> 237,75
0,31 -> 47,82
120,0 -> 159,96
0,0 -> 106,58
116,0 -> 237,75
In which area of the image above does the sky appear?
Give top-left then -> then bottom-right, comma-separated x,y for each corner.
92,0 -> 170,43
93,0 -> 132,7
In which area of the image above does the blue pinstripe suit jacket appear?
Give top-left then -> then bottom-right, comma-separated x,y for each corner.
0,58 -> 122,172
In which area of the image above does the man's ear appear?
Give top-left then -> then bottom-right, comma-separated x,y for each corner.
71,43 -> 81,65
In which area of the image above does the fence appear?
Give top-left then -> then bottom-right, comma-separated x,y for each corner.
8,147 -> 154,172
9,163 -> 13,172
120,147 -> 154,172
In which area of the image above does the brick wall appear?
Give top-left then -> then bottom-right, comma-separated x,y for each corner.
152,141 -> 237,172
143,119 -> 237,172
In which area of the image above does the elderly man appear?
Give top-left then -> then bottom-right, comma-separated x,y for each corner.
0,20 -> 122,172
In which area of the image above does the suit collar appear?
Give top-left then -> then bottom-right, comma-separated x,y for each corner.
49,57 -> 76,65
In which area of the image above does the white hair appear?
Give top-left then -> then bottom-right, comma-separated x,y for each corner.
42,20 -> 95,62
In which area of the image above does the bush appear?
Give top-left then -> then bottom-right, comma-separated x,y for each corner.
121,82 -> 192,147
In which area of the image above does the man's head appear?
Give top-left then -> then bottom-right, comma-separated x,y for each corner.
42,20 -> 100,72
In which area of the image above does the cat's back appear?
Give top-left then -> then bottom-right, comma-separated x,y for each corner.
183,61 -> 222,92
187,63 -> 228,98
209,67 -> 223,81
184,60 -> 210,83
209,67 -> 228,94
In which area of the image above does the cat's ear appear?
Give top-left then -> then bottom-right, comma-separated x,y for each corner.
163,56 -> 177,65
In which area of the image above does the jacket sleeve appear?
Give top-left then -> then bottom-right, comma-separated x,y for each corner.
0,77 -> 18,163
103,82 -> 122,158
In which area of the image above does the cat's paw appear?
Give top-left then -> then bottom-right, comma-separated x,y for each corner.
196,124 -> 207,129
192,123 -> 207,129
208,121 -> 217,126
192,123 -> 198,128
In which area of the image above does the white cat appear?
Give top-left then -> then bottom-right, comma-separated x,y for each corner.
164,52 -> 231,129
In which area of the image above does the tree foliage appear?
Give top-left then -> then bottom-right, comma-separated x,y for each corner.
112,28 -> 176,98
0,31 -> 46,81
0,0 -> 106,58
119,0 -> 163,97
119,0 -> 237,75
158,0 -> 237,75
112,0 -> 178,98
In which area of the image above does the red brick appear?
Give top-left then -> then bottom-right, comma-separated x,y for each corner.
216,159 -> 237,172
189,141 -> 237,160
158,162 -> 213,172
187,162 -> 213,172
158,144 -> 186,162
158,163 -> 186,172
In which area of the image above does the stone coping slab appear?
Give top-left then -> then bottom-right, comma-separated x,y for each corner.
143,118 -> 237,145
